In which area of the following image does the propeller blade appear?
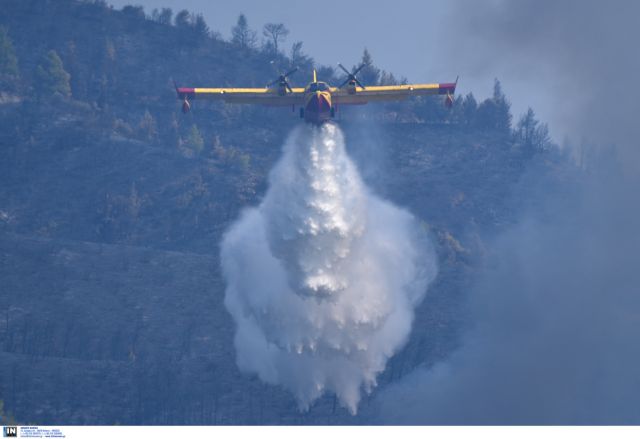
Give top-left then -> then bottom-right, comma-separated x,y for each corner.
267,66 -> 297,89
352,62 -> 368,76
285,81 -> 293,93
337,63 -> 351,76
337,62 -> 369,89
284,67 -> 298,78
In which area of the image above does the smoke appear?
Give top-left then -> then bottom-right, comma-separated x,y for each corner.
221,123 -> 436,414
375,1 -> 640,424
437,0 -> 640,164
376,166 -> 640,424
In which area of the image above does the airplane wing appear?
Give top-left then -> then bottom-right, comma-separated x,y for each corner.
176,87 -> 306,106
331,82 -> 456,105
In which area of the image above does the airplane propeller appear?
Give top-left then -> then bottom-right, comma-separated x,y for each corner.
337,62 -> 368,89
267,67 -> 299,93
173,79 -> 191,113
444,76 -> 459,109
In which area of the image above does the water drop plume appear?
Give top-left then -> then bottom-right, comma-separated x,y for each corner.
221,123 -> 437,414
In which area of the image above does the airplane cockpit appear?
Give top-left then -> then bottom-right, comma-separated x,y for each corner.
306,82 -> 330,93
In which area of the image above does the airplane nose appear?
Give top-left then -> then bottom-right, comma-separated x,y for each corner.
309,92 -> 331,112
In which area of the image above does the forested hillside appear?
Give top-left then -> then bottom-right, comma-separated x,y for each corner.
0,0 -> 569,424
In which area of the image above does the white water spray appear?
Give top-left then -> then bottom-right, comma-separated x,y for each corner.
221,123 -> 437,414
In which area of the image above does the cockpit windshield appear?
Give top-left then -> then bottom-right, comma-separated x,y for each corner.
307,82 -> 329,92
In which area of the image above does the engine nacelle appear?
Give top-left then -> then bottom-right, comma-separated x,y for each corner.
444,93 -> 454,108
346,80 -> 357,95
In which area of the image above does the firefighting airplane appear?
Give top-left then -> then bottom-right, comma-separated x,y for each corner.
175,63 -> 457,124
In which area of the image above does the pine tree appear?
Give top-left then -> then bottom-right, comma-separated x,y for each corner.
174,10 -> 191,28
151,8 -> 173,25
185,124 -> 204,154
358,49 -> 380,86
515,107 -> 551,155
231,14 -> 256,49
138,110 -> 158,141
0,26 -> 19,79
121,5 -> 145,21
492,78 -> 512,132
461,93 -> 477,125
192,14 -> 209,38
290,41 -> 306,66
262,23 -> 289,53
379,70 -> 398,85
475,79 -> 512,134
35,50 -> 71,98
